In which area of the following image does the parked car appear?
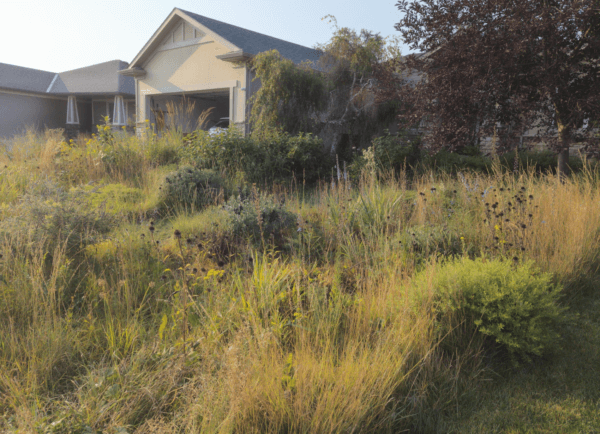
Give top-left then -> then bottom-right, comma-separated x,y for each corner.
208,118 -> 230,136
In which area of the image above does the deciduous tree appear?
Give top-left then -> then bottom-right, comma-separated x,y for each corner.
375,0 -> 600,176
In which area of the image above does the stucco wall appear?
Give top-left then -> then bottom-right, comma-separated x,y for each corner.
0,92 -> 67,139
137,39 -> 246,133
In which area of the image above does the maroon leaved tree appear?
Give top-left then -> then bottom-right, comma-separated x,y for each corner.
374,0 -> 600,177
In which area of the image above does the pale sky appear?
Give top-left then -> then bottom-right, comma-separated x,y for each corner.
0,0 -> 411,73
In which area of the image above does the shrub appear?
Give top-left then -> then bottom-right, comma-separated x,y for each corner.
181,129 -> 331,184
410,257 -> 565,365
159,166 -> 227,211
257,130 -> 331,184
423,149 -> 491,174
222,190 -> 297,245
348,130 -> 421,179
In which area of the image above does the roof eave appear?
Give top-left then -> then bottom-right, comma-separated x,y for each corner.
216,51 -> 254,62
119,67 -> 147,78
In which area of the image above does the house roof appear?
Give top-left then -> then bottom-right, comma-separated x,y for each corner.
0,60 -> 135,96
48,60 -> 135,95
125,8 -> 325,73
178,9 -> 323,66
0,63 -> 56,93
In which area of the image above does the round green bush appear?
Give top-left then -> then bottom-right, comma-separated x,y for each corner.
410,257 -> 566,365
159,166 -> 227,211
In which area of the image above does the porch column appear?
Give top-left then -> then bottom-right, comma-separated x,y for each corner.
66,95 -> 79,125
66,95 -> 80,140
112,95 -> 126,128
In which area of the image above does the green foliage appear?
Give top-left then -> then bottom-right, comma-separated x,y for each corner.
398,224 -> 462,263
248,49 -> 328,137
421,148 -> 590,175
411,257 -> 566,364
223,190 -> 297,245
145,139 -> 181,166
182,128 -> 331,184
77,183 -> 144,215
159,166 -> 227,211
255,130 -> 332,184
0,179 -> 114,255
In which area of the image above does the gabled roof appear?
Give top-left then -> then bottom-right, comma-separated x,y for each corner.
178,9 -> 323,66
0,63 -> 56,93
0,59 -> 135,96
48,60 -> 134,95
125,8 -> 324,72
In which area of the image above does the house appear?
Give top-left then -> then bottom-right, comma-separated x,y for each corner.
0,8 -> 323,140
0,60 -> 136,139
119,8 -> 323,136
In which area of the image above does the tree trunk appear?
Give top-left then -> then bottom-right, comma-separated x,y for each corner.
556,121 -> 571,180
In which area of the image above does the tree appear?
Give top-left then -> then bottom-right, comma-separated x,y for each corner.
313,15 -> 403,154
374,0 -> 600,176
247,50 -> 328,139
247,16 -> 404,154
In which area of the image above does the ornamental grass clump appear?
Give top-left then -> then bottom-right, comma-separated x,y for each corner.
410,256 -> 566,365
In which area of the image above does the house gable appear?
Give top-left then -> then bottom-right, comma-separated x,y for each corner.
126,10 -> 241,72
157,18 -> 210,54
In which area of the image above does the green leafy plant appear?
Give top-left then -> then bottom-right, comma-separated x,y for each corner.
411,257 -> 566,365
159,166 -> 227,211
223,189 -> 297,246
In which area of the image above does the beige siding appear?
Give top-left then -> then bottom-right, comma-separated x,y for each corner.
137,39 -> 246,133
0,92 -> 67,139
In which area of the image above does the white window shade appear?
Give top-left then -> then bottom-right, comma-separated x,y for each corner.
66,95 -> 79,125
113,95 -> 126,126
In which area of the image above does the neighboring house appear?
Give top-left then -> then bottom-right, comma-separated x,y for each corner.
0,60 -> 135,139
0,8 -> 323,141
119,8 -> 324,136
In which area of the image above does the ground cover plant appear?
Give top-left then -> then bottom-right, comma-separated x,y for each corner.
0,126 -> 599,433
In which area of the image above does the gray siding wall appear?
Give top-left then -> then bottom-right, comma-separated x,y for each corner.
0,92 -> 67,139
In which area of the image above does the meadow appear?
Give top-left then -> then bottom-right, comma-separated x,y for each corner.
0,122 -> 599,433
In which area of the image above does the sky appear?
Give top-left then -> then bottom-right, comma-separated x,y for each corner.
0,0 -> 412,74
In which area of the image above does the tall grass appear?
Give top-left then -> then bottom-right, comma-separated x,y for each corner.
0,127 -> 598,432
